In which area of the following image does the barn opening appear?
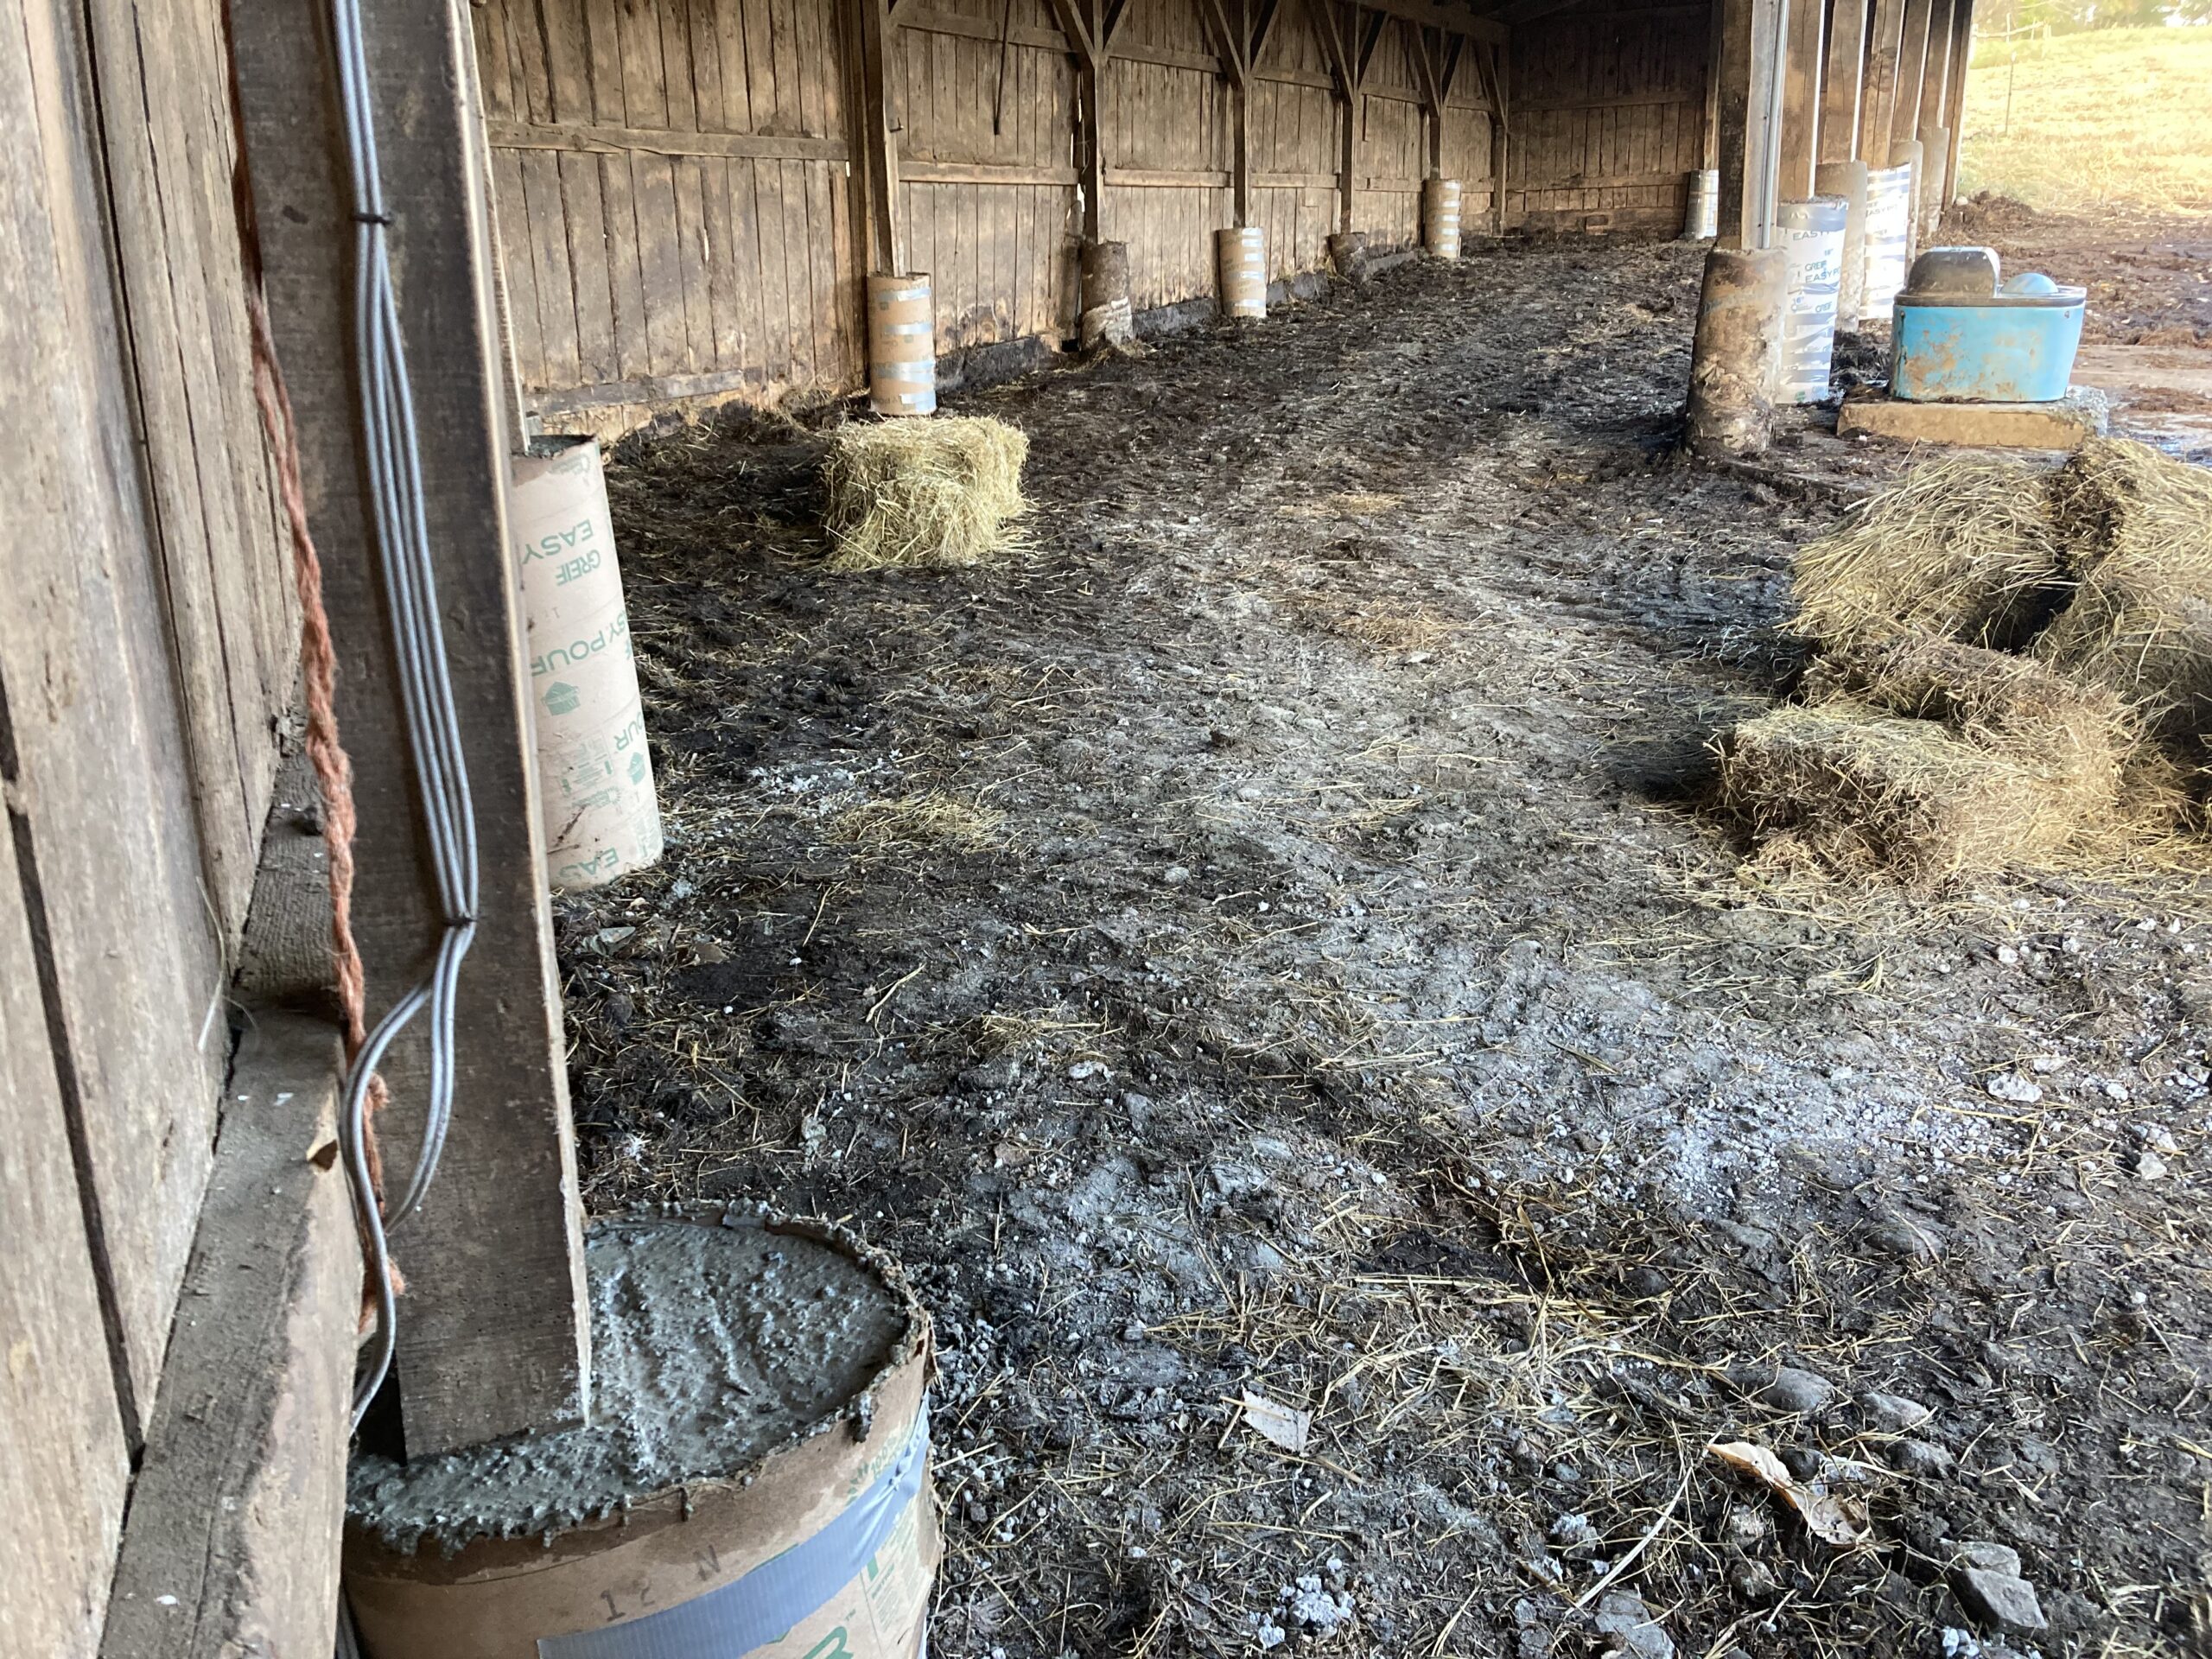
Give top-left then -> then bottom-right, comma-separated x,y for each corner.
5,0 -> 2210,1655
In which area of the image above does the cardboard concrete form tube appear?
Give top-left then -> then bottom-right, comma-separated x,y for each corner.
1916,127 -> 1949,238
344,1218 -> 938,1659
1774,197 -> 1849,405
868,274 -> 938,416
513,438 -> 664,893
1815,159 -> 1871,329
1682,168 -> 1719,241
1686,245 -> 1788,457
1078,239 -> 1134,349
1217,226 -> 1267,318
1422,178 -> 1463,259
1861,163 -> 1915,324
1888,138 -> 1925,265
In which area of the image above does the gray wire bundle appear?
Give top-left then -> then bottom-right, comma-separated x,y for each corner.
327,0 -> 481,1430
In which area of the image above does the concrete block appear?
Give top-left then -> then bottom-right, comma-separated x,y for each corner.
1836,385 -> 2110,449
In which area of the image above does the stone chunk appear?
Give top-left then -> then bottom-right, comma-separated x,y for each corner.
1593,1591 -> 1676,1659
1955,1564 -> 2047,1635
1863,1390 -> 1935,1433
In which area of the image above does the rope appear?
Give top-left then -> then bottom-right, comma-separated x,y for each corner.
245,292 -> 403,1318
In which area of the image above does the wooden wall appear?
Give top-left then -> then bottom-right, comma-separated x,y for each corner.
2,0 -> 297,1644
898,0 -> 1080,346
486,0 -> 1522,428
1356,22 -> 1426,246
474,0 -> 865,423
1250,6 -> 1341,279
1507,0 -> 1708,232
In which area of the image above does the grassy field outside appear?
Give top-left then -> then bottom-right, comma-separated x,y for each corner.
1958,25 -> 2212,213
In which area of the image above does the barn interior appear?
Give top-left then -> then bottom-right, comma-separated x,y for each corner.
4,0 -> 2209,1656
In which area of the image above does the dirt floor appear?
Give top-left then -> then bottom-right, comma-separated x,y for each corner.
563,212 -> 2212,1659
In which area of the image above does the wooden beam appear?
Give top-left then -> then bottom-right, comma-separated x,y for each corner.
1891,0 -> 1934,156
1482,40 -> 1509,230
1356,7 -> 1389,81
1356,0 -> 1504,42
1859,0 -> 1910,162
856,0 -> 905,272
1199,0 -> 1256,222
1778,0 -> 1822,197
1440,33 -> 1466,99
1701,0 -> 1724,168
228,0 -> 591,1455
99,1015 -> 354,1659
1713,0 -> 1789,247
1047,0 -> 1109,239
1820,0 -> 1868,162
1915,0 -> 1953,134
1939,0 -> 1972,205
1406,22 -> 1445,175
1252,0 -> 1285,60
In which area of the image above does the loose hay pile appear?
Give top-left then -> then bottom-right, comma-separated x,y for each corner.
1729,441 -> 2212,884
2036,439 -> 2212,737
1789,458 -> 2064,648
822,416 -> 1029,570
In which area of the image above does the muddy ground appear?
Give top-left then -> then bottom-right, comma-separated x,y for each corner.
562,214 -> 2212,1659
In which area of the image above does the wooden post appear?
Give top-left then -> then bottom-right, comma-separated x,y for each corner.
1821,0 -> 1869,161
1714,0 -> 1788,248
857,0 -> 906,273
1940,0 -> 1973,206
1778,0 -> 1823,199
1891,0 -> 1935,156
228,0 -> 591,1456
1407,22 -> 1446,179
1484,42 -> 1509,232
1050,0 -> 1112,242
1860,0 -> 1910,162
1200,0 -> 1255,224
1701,0 -> 1724,168
1303,0 -> 1360,233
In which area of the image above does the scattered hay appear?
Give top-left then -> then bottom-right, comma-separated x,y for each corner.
827,790 -> 1006,854
1789,458 -> 2065,649
821,416 -> 1029,570
1802,634 -> 2135,805
2036,439 -> 2212,738
1718,703 -> 2103,887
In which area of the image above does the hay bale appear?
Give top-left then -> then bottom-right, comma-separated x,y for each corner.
1719,702 -> 2096,887
1802,634 -> 2134,806
2035,439 -> 2212,739
1789,458 -> 2064,648
822,416 -> 1028,570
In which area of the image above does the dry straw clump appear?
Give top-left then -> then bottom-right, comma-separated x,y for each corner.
822,416 -> 1029,570
1789,457 -> 2064,648
2035,438 -> 2212,739
1801,634 -> 2134,807
1718,702 -> 2092,888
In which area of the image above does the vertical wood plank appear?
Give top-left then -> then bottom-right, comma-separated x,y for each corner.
230,0 -> 590,1455
1779,0 -> 1822,196
4,0 -> 234,1431
1821,0 -> 1867,161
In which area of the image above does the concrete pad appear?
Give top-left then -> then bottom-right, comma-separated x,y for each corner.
1836,385 -> 2110,449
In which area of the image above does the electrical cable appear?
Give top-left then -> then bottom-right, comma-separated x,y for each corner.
325,0 -> 484,1429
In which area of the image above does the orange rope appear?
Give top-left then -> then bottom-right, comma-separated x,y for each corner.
245,289 -> 402,1309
